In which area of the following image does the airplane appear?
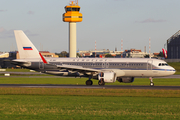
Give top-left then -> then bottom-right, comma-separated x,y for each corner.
12,30 -> 176,86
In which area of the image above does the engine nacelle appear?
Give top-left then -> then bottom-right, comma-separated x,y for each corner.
117,77 -> 134,83
98,72 -> 116,83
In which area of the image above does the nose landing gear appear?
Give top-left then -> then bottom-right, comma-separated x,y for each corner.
149,77 -> 154,86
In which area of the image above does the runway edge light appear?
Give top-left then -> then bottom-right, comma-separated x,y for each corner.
63,0 -> 83,58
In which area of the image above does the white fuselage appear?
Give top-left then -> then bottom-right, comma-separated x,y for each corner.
13,58 -> 176,78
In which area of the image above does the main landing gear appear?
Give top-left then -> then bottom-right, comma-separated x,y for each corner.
98,78 -> 105,86
86,77 -> 93,85
85,77 -> 105,86
149,77 -> 154,86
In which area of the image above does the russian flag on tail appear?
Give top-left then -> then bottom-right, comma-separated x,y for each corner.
23,47 -> 33,50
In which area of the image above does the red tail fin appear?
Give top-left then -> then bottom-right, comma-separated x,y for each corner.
162,48 -> 167,58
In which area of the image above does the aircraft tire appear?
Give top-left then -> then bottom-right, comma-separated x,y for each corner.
150,82 -> 154,86
98,81 -> 105,86
86,80 -> 93,85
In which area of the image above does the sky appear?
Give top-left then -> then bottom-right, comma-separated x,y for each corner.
0,0 -> 180,53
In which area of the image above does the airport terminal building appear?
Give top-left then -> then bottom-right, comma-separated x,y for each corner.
167,30 -> 180,59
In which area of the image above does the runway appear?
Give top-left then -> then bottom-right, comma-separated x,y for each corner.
0,84 -> 180,90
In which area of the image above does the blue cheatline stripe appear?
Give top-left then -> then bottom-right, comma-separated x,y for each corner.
93,68 -> 175,71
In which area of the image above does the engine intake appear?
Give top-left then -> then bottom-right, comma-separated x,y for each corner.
98,72 -> 116,83
117,77 -> 134,83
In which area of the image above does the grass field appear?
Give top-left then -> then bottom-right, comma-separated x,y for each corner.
0,88 -> 180,120
168,62 -> 180,75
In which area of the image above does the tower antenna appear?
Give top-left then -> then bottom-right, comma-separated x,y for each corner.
121,39 -> 123,58
95,41 -> 96,58
149,37 -> 151,58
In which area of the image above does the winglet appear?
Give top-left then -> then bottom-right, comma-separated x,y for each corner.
39,53 -> 48,64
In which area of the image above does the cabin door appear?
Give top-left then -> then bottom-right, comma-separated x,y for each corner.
106,62 -> 109,68
39,60 -> 44,69
147,60 -> 153,70
102,62 -> 109,68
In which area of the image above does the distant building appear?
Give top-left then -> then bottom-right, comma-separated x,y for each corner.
0,51 -> 17,68
123,49 -> 149,58
78,49 -> 122,57
167,30 -> 180,59
16,51 -> 58,59
0,52 -> 9,58
39,51 -> 59,58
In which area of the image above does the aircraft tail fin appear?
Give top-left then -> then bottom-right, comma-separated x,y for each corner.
162,48 -> 167,58
14,30 -> 41,59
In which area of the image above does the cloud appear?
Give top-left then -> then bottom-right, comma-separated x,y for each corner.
0,27 -> 6,32
136,18 -> 166,23
0,27 -> 14,38
0,27 -> 38,39
0,10 -> 7,12
24,30 -> 39,36
27,11 -> 35,15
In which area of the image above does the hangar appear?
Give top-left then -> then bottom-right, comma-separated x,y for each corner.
167,30 -> 180,59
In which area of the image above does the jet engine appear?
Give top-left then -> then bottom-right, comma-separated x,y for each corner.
98,72 -> 116,83
117,77 -> 134,83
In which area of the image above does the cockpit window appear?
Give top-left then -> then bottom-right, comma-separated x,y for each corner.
158,63 -> 169,66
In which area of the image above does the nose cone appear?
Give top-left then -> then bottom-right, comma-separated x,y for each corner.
170,66 -> 176,75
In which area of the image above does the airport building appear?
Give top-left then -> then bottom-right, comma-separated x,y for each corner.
122,49 -> 150,58
0,51 -> 17,68
78,49 -> 122,57
0,52 -> 9,58
167,30 -> 180,59
77,49 -> 154,58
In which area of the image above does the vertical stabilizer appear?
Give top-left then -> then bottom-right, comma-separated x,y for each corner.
14,30 -> 40,59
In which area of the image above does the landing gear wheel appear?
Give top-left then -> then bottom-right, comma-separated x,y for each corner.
86,80 -> 93,86
149,77 -> 154,87
98,81 -> 105,86
150,82 -> 154,86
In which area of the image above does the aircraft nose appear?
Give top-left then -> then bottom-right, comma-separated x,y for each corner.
171,67 -> 176,74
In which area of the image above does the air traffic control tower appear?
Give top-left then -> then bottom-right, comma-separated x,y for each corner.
63,1 -> 83,58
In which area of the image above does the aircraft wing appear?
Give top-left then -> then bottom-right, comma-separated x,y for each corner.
56,64 -> 101,73
40,53 -> 101,75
